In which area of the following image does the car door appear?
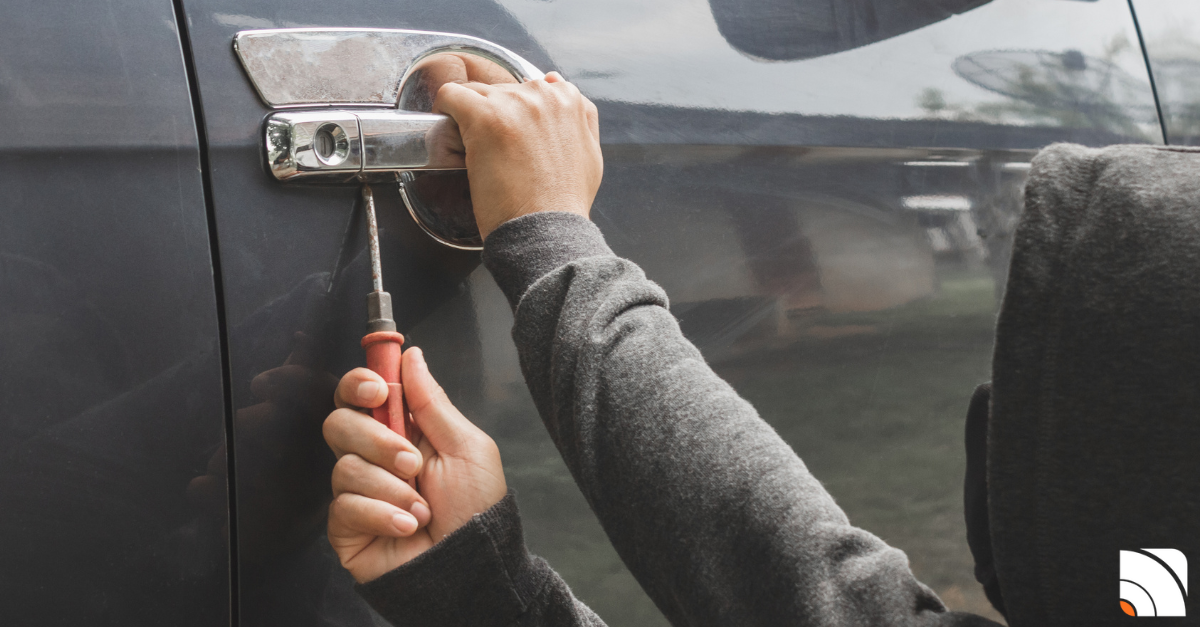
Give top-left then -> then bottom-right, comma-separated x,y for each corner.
0,0 -> 229,624
1128,0 -> 1200,145
175,0 -> 1160,625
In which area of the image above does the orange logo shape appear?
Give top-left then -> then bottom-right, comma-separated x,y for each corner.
1120,549 -> 1188,617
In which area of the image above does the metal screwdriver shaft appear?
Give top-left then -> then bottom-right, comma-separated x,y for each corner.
365,185 -> 383,293
359,185 -> 413,442
363,186 -> 395,333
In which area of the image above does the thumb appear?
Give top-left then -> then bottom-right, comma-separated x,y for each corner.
402,347 -> 479,455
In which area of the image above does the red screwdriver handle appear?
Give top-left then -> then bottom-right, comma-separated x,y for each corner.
361,331 -> 412,440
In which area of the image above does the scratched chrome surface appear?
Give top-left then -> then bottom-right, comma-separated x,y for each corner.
234,28 -> 544,108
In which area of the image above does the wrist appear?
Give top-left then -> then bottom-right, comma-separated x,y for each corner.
355,492 -> 536,627
480,211 -> 614,311
478,196 -> 592,241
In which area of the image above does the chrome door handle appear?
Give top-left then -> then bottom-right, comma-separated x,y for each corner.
235,28 -> 544,182
262,110 -> 465,181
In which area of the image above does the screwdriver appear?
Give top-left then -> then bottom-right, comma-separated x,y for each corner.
359,184 -> 416,444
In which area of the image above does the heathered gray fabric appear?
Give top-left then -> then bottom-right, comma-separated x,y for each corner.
989,143 -> 1200,624
360,210 -> 997,626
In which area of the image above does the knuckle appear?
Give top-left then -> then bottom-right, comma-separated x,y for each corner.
321,413 -> 341,442
323,408 -> 354,436
373,427 -> 402,453
333,453 -> 363,477
478,107 -> 508,132
330,493 -> 352,516
345,367 -> 367,378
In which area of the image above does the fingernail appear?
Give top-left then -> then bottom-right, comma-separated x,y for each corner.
395,451 -> 420,476
393,512 -> 417,534
357,381 -> 381,402
410,501 -> 431,526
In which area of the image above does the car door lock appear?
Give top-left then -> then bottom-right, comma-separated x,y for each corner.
235,28 -> 545,248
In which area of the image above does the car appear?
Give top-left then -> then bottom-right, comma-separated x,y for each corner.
1,0 -> 1191,624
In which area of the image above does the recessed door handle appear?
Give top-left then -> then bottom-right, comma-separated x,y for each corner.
235,28 -> 544,182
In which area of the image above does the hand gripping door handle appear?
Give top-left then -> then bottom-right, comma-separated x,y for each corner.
234,28 -> 545,182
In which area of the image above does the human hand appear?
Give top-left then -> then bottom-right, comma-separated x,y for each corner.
410,52 -> 520,168
433,71 -> 602,240
323,347 -> 507,583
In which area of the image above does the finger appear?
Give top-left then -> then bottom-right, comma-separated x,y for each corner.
412,53 -> 468,95
323,408 -> 424,478
415,436 -> 436,469
328,492 -> 419,538
544,70 -> 565,83
459,53 -> 519,84
455,80 -> 498,95
334,367 -> 388,410
331,454 -> 431,526
433,81 -> 489,120
402,347 -> 482,455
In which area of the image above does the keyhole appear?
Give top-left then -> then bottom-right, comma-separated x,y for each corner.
312,123 -> 348,166
315,127 -> 335,159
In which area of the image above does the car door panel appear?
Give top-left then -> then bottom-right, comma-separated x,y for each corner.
175,0 -> 1159,624
173,2 -> 553,625
0,0 -> 228,624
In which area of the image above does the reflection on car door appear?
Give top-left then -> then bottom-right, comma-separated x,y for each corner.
0,0 -> 228,624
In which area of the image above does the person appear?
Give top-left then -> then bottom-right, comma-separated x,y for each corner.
318,71 -> 992,626
320,71 -> 1200,625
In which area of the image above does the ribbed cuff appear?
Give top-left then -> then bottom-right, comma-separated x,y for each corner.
481,212 -> 614,311
355,492 -> 535,627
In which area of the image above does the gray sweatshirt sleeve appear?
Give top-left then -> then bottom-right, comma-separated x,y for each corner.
356,492 -> 606,627
475,212 -> 995,627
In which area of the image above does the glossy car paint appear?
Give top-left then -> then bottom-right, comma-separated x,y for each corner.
174,4 -> 552,625
0,0 -> 1163,625
0,0 -> 228,624
171,0 -> 1161,624
1129,0 -> 1200,145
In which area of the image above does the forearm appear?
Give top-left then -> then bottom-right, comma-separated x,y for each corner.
483,212 -> 983,626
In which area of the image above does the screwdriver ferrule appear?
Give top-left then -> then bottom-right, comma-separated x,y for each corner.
367,290 -> 397,333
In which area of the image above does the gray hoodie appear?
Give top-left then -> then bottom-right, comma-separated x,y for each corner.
358,210 -> 994,626
359,143 -> 1200,625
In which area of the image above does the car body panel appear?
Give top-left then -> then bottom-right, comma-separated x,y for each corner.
180,0 -> 1159,624
0,0 -> 228,624
0,0 -> 1153,624
173,3 -> 554,625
